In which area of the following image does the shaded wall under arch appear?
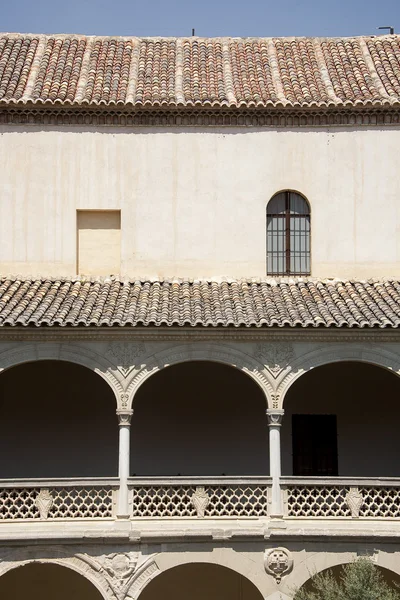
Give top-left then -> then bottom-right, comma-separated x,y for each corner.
0,563 -> 104,600
0,360 -> 118,478
281,361 -> 400,476
130,361 -> 269,476
138,563 -> 264,600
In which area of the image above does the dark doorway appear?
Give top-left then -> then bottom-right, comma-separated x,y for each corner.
292,414 -> 338,476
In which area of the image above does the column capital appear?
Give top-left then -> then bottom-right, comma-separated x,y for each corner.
266,409 -> 284,426
117,409 -> 133,426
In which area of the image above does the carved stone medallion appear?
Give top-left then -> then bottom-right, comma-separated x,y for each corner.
264,547 -> 293,583
191,486 -> 210,518
35,489 -> 53,520
254,343 -> 294,376
104,552 -> 138,581
107,343 -> 146,375
346,487 -> 364,518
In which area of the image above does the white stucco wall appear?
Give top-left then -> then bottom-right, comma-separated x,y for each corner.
0,125 -> 399,278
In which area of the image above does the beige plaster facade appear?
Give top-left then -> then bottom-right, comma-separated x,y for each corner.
1,125 -> 400,279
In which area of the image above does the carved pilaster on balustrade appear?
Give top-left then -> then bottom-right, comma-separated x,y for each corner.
191,486 -> 210,518
111,485 -> 120,518
346,486 -> 364,518
280,485 -> 289,518
35,488 -> 54,520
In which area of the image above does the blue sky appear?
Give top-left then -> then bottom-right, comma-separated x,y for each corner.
1,0 -> 399,38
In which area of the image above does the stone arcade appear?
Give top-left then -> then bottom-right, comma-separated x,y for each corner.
0,32 -> 400,599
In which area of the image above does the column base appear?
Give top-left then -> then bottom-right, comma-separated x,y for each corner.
268,517 -> 287,529
116,513 -> 131,520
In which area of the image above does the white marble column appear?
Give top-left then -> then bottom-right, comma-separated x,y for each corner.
266,409 -> 284,517
117,409 -> 133,519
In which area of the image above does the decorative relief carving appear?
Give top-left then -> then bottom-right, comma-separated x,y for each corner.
80,551 -> 139,599
346,487 -> 364,518
107,343 -> 146,375
264,547 -> 293,583
255,343 -> 294,376
270,394 -> 280,409
191,486 -> 210,518
128,561 -> 160,598
120,393 -> 129,409
35,489 -> 53,520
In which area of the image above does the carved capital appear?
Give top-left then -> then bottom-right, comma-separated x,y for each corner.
117,410 -> 133,426
266,409 -> 284,427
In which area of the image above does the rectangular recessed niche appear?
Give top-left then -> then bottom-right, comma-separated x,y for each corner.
77,210 -> 121,275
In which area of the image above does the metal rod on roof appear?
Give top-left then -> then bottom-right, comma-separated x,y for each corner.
377,26 -> 395,34
192,28 -> 195,36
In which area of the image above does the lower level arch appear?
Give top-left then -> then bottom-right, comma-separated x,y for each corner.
0,560 -> 108,600
292,550 -> 400,591
137,561 -> 264,600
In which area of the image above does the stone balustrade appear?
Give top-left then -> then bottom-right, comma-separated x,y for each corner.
1,477 -> 400,521
281,477 -> 400,519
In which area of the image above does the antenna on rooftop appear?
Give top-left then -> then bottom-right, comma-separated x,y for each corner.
377,26 -> 395,34
192,28 -> 195,36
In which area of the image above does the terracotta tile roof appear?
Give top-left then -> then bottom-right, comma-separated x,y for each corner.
1,277 -> 400,328
0,33 -> 400,109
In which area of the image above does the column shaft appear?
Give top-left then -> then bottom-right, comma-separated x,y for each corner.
267,409 -> 284,518
117,410 -> 133,519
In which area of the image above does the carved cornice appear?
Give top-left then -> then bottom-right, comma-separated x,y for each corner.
0,327 -> 400,344
1,106 -> 400,128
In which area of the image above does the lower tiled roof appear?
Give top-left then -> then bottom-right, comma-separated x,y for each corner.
1,276 -> 400,328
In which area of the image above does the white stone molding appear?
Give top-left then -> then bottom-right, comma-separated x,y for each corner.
0,342 -> 123,408
126,559 -> 160,599
0,547 -> 116,599
276,343 -> 400,408
124,343 -> 275,410
264,547 -> 294,583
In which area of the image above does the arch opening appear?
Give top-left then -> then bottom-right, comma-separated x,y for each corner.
0,360 -> 118,478
131,361 -> 269,476
282,361 -> 400,477
138,562 -> 264,600
296,561 -> 400,596
0,562 -> 105,600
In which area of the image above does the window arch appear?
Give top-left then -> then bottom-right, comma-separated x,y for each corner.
266,190 -> 310,275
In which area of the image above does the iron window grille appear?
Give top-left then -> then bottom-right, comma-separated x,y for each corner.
267,191 -> 311,276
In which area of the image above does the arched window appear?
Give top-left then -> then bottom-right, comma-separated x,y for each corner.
267,191 -> 310,275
